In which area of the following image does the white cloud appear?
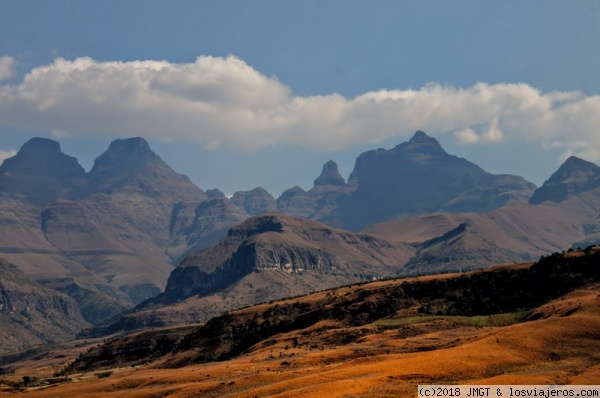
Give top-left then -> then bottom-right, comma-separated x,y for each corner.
0,56 -> 16,80
1,55 -> 600,162
455,128 -> 480,144
0,149 -> 17,164
454,119 -> 503,144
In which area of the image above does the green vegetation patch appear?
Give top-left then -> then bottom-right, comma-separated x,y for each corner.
374,310 -> 529,328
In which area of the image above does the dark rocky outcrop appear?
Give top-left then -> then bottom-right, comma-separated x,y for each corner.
529,156 -> 600,204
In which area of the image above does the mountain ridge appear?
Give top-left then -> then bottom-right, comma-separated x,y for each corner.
1,132 -> 600,354
322,131 -> 536,231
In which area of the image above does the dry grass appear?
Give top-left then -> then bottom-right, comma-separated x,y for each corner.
3,283 -> 599,398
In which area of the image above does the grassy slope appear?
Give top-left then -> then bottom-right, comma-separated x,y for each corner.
2,248 -> 599,397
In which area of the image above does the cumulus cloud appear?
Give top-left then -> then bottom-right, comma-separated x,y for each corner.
1,55 -> 600,161
454,118 -> 503,144
0,56 -> 16,80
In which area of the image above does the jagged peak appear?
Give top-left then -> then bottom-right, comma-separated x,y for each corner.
410,130 -> 432,141
528,156 -> 600,205
557,156 -> 599,173
314,160 -> 345,187
539,156 -> 600,188
405,130 -> 444,151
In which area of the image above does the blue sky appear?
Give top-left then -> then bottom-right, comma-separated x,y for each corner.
1,1 -> 600,196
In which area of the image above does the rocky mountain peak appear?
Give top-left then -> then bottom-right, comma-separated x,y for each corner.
19,136 -> 62,154
0,137 -> 85,203
323,130 -> 534,231
554,156 -> 599,179
81,137 -> 206,201
90,137 -> 161,175
401,130 -> 445,155
1,137 -> 84,174
529,156 -> 600,204
314,160 -> 346,187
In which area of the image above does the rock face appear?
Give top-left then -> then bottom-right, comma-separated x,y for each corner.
529,156 -> 600,204
161,212 -> 412,303
0,258 -> 89,354
324,131 -> 535,231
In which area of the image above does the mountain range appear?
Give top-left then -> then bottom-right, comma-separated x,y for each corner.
2,130 -> 600,353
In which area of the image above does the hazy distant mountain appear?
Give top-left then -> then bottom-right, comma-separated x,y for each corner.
366,169 -> 600,271
323,131 -> 535,231
167,197 -> 249,264
277,160 -> 350,219
231,187 -> 277,215
529,156 -> 600,204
